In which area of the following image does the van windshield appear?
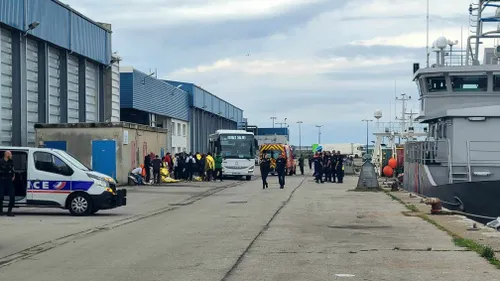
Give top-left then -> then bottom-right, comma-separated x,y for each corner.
56,151 -> 91,171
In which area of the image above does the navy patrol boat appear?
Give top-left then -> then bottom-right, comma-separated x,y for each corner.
404,0 -> 500,223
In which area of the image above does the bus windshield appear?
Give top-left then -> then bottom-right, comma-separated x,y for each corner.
220,134 -> 254,159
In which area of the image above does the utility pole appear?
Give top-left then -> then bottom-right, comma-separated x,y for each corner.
270,115 -> 277,128
426,0 -> 430,67
362,119 -> 373,156
315,125 -> 323,144
297,121 -> 303,151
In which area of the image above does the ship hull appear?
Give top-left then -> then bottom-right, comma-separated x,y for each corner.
404,162 -> 500,224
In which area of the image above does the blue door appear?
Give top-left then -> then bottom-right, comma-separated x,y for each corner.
44,141 -> 67,151
92,140 -> 117,180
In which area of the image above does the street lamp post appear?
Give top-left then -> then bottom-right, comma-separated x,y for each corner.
362,119 -> 373,157
270,115 -> 277,128
297,121 -> 303,151
315,125 -> 323,144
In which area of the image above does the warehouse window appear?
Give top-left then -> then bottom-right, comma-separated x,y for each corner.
182,124 -> 186,137
150,114 -> 157,127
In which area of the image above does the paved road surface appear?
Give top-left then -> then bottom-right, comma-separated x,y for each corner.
0,174 -> 497,280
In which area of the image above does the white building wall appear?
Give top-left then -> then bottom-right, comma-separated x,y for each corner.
171,118 -> 189,154
321,143 -> 363,155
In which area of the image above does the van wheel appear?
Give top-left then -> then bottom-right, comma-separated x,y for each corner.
68,193 -> 92,216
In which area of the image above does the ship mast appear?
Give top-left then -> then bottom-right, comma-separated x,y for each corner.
466,0 -> 500,66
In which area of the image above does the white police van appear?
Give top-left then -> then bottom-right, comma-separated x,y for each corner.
1,146 -> 127,216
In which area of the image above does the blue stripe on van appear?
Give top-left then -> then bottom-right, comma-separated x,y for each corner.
28,181 -> 94,191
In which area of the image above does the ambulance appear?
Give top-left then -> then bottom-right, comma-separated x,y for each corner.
1,146 -> 127,216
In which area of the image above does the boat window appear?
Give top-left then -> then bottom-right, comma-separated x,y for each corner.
493,75 -> 500,91
426,77 -> 447,92
451,76 -> 487,91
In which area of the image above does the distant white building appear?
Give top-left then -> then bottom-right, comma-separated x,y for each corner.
321,143 -> 363,155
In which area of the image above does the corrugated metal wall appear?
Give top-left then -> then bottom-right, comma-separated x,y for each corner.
0,0 -> 111,65
67,54 -> 79,123
85,61 -> 98,122
0,27 -> 12,146
48,46 -> 61,123
190,107 -> 237,153
111,61 -> 120,121
257,128 -> 289,136
119,70 -> 189,121
0,1 -> 115,147
26,38 -> 38,146
119,72 -> 133,108
164,80 -> 244,124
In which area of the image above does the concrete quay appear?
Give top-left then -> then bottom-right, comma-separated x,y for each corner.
0,173 -> 497,280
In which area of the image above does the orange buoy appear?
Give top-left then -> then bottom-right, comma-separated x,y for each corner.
388,158 -> 397,169
383,165 -> 393,177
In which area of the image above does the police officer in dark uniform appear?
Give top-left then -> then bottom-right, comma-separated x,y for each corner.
298,155 -> 305,175
313,152 -> 323,184
0,150 -> 15,216
260,153 -> 271,189
336,151 -> 344,183
331,150 -> 337,183
325,152 -> 334,182
276,154 -> 286,189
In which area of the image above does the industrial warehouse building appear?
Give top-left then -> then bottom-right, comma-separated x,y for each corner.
0,0 -> 119,147
0,0 -> 248,169
165,80 -> 244,153
119,67 -> 190,153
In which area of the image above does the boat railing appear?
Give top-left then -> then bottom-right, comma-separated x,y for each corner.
373,122 -> 428,135
405,139 -> 450,165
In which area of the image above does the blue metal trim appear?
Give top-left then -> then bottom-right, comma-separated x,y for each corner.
480,17 -> 500,22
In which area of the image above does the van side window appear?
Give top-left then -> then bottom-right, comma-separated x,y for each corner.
34,152 -> 73,176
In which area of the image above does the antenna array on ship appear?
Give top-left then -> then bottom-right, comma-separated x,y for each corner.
370,95 -> 427,177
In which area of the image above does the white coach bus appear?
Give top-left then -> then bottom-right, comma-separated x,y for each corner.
208,130 -> 257,181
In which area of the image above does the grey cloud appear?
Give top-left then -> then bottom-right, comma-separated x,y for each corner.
318,45 -> 426,58
107,0 -> 348,72
340,14 -> 468,25
119,0 -> 345,46
323,62 -> 420,80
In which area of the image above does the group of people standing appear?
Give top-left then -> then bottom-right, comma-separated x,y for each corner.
310,151 -> 345,184
134,152 -> 224,185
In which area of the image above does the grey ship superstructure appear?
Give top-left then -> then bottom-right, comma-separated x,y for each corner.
403,0 -> 500,219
